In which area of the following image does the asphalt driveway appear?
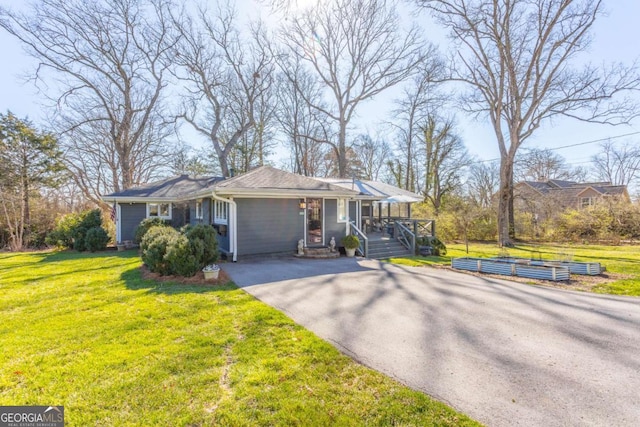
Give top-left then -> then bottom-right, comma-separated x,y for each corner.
224,257 -> 640,427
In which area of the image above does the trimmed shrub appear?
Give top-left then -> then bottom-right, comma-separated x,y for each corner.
141,226 -> 180,275
184,224 -> 219,267
140,224 -> 220,277
165,234 -> 199,277
134,217 -> 171,244
85,226 -> 110,252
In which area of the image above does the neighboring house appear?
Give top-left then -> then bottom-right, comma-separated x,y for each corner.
515,179 -> 630,221
102,166 -> 422,261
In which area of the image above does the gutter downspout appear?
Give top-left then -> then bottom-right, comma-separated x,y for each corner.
211,191 -> 238,262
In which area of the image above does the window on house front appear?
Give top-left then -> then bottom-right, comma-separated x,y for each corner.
195,200 -> 203,220
337,199 -> 348,222
581,197 -> 595,208
214,200 -> 228,224
148,202 -> 171,219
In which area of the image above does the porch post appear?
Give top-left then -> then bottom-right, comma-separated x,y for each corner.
116,203 -> 121,243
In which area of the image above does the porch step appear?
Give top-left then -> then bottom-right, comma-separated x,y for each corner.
299,246 -> 341,259
366,239 -> 413,259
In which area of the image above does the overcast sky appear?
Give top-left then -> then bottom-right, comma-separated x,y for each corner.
1,0 -> 639,170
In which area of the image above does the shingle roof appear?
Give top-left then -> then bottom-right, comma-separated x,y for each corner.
547,179 -> 578,189
102,167 -> 425,201
103,175 -> 223,199
317,178 -> 423,201
214,166 -> 358,195
518,180 -> 630,208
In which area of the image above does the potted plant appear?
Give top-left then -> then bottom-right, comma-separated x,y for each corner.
202,264 -> 221,280
341,234 -> 360,257
116,242 -> 126,251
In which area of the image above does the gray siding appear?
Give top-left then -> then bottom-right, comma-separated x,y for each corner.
187,198 -> 213,226
120,203 -> 146,241
324,199 -> 345,243
171,204 -> 189,228
188,200 -> 198,225
203,198 -> 212,224
236,198 -> 304,256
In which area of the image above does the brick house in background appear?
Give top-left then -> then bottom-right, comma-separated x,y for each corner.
514,179 -> 630,228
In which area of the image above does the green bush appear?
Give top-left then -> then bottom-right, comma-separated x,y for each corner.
184,224 -> 219,267
555,207 -> 611,242
141,226 -> 180,275
74,210 -> 105,251
341,234 -> 360,249
140,223 -> 220,277
134,217 -> 171,244
84,226 -> 110,252
416,236 -> 447,256
164,234 -> 199,277
46,209 -> 109,251
46,213 -> 81,248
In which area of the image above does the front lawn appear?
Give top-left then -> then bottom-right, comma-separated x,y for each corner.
0,250 -> 478,426
389,242 -> 640,296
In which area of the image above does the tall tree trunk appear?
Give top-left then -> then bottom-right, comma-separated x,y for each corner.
338,122 -> 347,178
508,181 -> 516,240
498,156 -> 515,247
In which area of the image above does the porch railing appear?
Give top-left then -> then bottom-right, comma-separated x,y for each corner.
349,221 -> 368,257
394,221 -> 415,254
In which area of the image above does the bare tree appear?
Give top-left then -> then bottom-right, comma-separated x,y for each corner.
420,0 -> 640,245
275,64 -> 333,177
228,82 -> 279,174
466,161 -> 500,209
0,0 -> 179,204
422,115 -> 471,213
280,0 -> 427,178
171,4 -> 275,178
592,140 -> 640,187
169,142 -> 217,177
391,57 -> 445,191
352,133 -> 392,181
515,148 -> 585,182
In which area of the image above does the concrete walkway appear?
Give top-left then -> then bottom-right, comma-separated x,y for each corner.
224,257 -> 640,427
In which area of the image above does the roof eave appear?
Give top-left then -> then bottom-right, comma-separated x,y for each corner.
213,188 -> 359,198
101,196 -> 179,203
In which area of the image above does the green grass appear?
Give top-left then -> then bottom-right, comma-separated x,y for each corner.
389,242 -> 640,296
0,250 -> 479,426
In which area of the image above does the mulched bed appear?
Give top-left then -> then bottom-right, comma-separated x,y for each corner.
140,264 -> 232,286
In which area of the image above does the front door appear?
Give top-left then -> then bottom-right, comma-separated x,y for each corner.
306,198 -> 323,246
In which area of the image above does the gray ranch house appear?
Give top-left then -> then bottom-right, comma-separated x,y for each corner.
102,166 -> 427,261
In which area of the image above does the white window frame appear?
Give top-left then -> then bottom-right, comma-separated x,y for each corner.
214,200 -> 228,224
147,202 -> 172,220
580,197 -> 595,209
337,199 -> 348,223
195,199 -> 203,220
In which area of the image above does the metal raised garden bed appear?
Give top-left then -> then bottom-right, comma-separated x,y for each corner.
451,257 -> 570,281
493,257 -> 603,276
